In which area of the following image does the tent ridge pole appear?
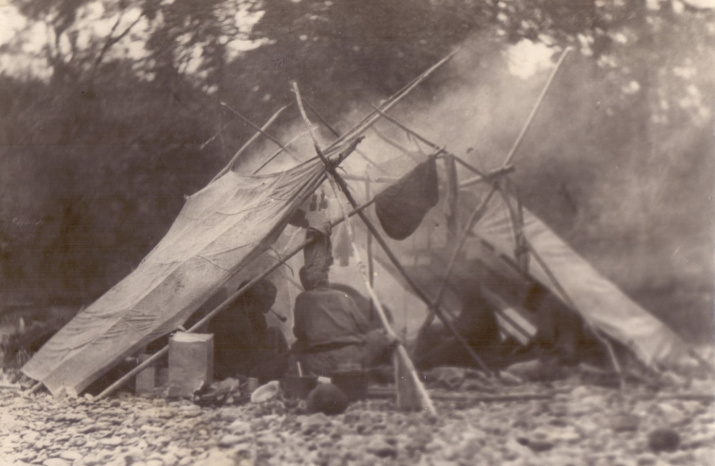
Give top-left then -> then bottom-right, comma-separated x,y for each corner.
220,101 -> 301,163
325,49 -> 458,152
211,105 -> 289,182
303,98 -> 381,170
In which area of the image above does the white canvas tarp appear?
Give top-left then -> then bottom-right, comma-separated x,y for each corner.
472,183 -> 693,368
23,158 -> 327,396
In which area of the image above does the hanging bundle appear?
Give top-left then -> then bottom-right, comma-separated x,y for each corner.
375,156 -> 439,240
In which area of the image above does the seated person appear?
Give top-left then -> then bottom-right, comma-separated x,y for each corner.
209,280 -> 288,384
291,265 -> 395,377
413,286 -> 505,371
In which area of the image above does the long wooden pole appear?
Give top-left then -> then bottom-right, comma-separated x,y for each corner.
503,47 -> 571,167
364,174 -> 375,287
303,99 -> 381,170
324,50 -> 458,152
95,195 -> 377,400
211,105 -> 289,182
220,102 -> 301,163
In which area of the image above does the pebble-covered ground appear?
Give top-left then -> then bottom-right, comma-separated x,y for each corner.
1,368 -> 714,466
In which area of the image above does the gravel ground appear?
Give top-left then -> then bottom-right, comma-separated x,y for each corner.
1,370 -> 714,466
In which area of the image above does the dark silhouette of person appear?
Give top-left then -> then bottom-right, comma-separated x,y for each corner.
209,280 -> 288,383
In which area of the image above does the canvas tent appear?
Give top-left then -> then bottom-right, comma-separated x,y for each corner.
22,56 -> 702,397
21,154 -> 342,397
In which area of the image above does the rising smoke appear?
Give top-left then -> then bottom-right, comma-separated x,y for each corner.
234,33 -> 714,341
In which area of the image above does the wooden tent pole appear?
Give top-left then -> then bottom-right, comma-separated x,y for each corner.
252,130 -> 311,175
211,105 -> 289,182
495,180 -> 529,272
364,173 -> 375,287
303,99 -> 381,170
324,49 -> 458,152
444,154 -> 459,237
27,382 -> 43,394
95,194 -> 377,400
220,102 -> 301,163
503,47 -> 571,167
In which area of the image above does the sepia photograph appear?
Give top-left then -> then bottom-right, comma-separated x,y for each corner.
1,1 -> 714,465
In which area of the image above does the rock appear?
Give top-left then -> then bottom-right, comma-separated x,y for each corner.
506,360 -> 564,382
256,433 -> 282,447
636,453 -> 657,465
80,453 -> 102,466
547,426 -> 581,443
366,438 -> 397,459
123,447 -> 144,465
656,403 -> 685,425
454,433 -> 485,460
503,437 -> 536,460
216,407 -> 244,422
23,431 -> 40,443
43,459 -> 71,466
570,386 -> 593,398
423,367 -> 466,389
227,419 -> 251,434
648,428 -> 680,453
58,451 -> 83,462
611,413 -> 641,432
78,422 -> 112,434
306,384 -> 349,416
528,440 -> 553,452
218,434 -> 243,447
179,404 -> 202,417
192,450 -> 238,466
498,371 -> 523,386
98,436 -> 124,447
250,380 -> 280,403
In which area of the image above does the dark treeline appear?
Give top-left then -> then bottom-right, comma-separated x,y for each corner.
0,0 -> 713,340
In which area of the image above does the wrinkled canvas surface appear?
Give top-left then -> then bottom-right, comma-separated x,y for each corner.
470,183 -> 691,368
23,159 -> 326,396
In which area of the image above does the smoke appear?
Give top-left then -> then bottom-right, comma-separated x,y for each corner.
404,35 -> 715,340
230,32 -> 714,340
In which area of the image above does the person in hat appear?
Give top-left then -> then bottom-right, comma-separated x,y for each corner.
209,279 -> 288,383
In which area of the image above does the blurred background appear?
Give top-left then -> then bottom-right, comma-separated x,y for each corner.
0,0 -> 713,346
